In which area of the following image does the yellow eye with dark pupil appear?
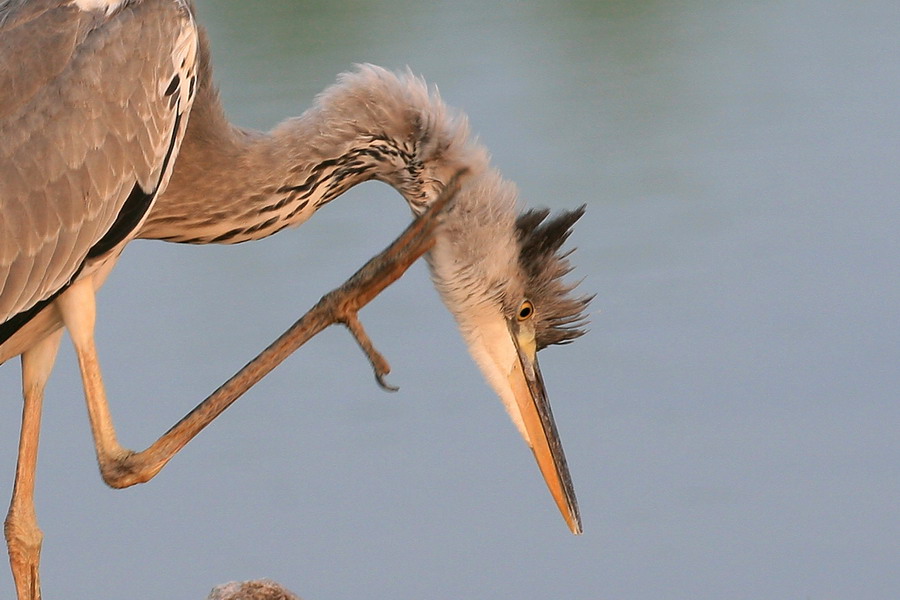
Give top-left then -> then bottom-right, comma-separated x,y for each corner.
517,300 -> 534,321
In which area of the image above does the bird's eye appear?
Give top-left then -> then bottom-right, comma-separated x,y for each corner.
517,300 -> 535,321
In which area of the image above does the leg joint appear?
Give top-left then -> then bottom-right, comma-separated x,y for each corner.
4,509 -> 42,556
98,450 -> 164,489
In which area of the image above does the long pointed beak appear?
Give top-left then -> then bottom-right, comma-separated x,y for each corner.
508,327 -> 582,534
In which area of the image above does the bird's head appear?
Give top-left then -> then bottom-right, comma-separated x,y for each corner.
426,171 -> 591,534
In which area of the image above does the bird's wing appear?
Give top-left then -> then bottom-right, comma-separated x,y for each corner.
0,0 -> 198,340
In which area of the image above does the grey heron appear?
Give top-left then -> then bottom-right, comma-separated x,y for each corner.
0,1 -> 590,598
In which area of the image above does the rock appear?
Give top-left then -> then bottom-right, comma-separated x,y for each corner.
207,579 -> 302,600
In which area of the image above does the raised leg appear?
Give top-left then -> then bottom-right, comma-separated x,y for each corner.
5,329 -> 63,600
55,170 -> 465,490
56,276 -> 136,483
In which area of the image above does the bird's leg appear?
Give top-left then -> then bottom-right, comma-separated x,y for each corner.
57,169 -> 467,490
56,276 -> 136,481
325,169 -> 469,389
5,329 -> 62,600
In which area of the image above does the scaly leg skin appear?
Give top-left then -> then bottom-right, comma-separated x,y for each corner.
57,169 -> 467,490
5,329 -> 62,600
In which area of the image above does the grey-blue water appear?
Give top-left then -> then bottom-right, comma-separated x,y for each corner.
2,1 -> 898,598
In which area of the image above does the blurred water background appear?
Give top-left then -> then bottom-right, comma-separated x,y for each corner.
1,1 -> 898,598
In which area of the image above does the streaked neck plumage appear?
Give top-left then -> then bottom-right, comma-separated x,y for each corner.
139,30 -> 494,245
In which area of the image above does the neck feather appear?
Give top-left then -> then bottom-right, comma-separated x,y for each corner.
139,57 -> 489,244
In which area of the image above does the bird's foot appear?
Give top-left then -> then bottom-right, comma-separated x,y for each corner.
321,168 -> 468,391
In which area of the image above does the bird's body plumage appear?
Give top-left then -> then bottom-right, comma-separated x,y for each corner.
0,0 -> 198,362
0,2 -> 589,598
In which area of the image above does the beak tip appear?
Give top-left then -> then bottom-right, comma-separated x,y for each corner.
565,507 -> 583,535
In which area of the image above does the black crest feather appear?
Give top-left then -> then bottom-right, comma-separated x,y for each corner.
516,204 -> 592,350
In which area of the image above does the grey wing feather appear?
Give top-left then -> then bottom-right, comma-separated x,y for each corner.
0,0 -> 198,328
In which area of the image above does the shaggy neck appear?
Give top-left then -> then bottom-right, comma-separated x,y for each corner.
139,63 -> 484,244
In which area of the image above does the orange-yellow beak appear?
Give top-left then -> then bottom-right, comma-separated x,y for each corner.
506,321 -> 582,534
452,310 -> 581,533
